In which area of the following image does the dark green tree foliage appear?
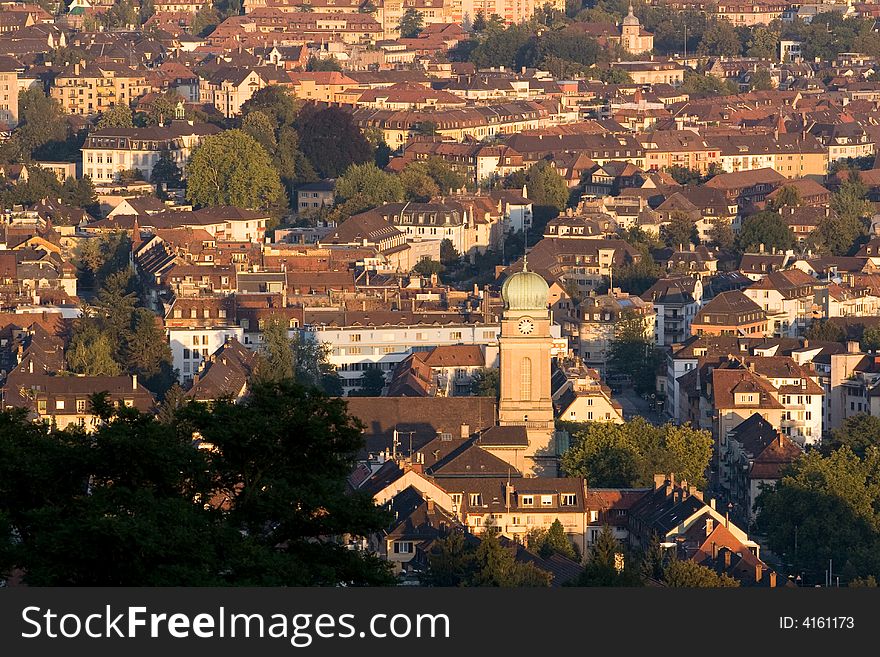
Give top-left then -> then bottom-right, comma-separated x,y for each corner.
862,326 -> 880,353
662,211 -> 698,248
61,176 -> 98,214
253,315 -> 339,393
609,245 -> 660,296
811,173 -> 872,256
469,367 -> 500,398
470,23 -> 532,68
606,309 -> 662,395
296,105 -> 373,179
306,55 -> 343,71
767,185 -> 802,211
96,104 -> 134,129
8,88 -> 68,159
333,162 -> 404,216
528,519 -> 579,561
697,18 -> 743,57
150,147 -> 183,189
351,367 -> 386,396
192,5 -> 221,36
736,211 -> 796,253
67,269 -> 175,395
574,524 -> 642,586
526,160 -> 569,226
805,319 -> 846,343
398,8 -> 424,38
426,528 -> 551,587
827,414 -> 880,459
440,238 -> 460,265
756,447 -> 880,584
0,384 -> 395,585
413,258 -> 444,277
663,559 -> 740,587
680,70 -> 739,99
561,417 -> 714,489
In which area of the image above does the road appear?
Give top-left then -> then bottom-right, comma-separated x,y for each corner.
615,387 -> 664,424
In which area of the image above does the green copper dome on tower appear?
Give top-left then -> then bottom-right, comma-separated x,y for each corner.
501,257 -> 549,311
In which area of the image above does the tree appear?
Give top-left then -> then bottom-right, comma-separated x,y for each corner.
61,176 -> 97,214
609,250 -> 660,296
398,8 -> 424,38
697,18 -> 742,57
241,110 -> 278,153
662,211 -> 698,248
746,26 -> 780,60
662,559 -> 740,587
680,70 -> 739,98
707,218 -> 735,250
306,55 -> 343,72
472,10 -> 487,32
805,319 -> 846,343
574,524 -> 642,586
149,147 -> 183,189
353,367 -> 385,396
334,162 -> 404,216
767,185 -> 802,211
812,174 -> 872,256
66,318 -> 122,376
525,160 -> 568,226
1,384 -> 395,585
528,519 -> 579,561
755,447 -> 880,584
469,367 -> 500,398
186,130 -> 284,211
749,68 -> 774,91
296,105 -> 373,179
468,529 -> 551,587
400,162 -> 440,202
827,415 -> 880,459
596,67 -> 633,84
862,326 -> 880,353
122,308 -> 175,392
192,5 -> 221,36
470,23 -> 532,69
13,88 -> 68,157
413,258 -> 443,278
254,315 -> 296,383
665,165 -> 703,185
425,530 -> 475,586
736,211 -> 796,253
240,85 -> 301,129
96,104 -> 133,129
561,418 -> 714,489
440,238 -> 460,266
607,309 -> 661,395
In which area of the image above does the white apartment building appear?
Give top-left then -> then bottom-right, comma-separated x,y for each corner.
300,311 -> 505,394
81,120 -> 221,182
168,325 -> 246,384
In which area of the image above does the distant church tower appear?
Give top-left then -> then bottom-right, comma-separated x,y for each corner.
498,259 -> 556,475
620,4 -> 651,54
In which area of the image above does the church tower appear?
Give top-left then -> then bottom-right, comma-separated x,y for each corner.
498,259 -> 556,474
621,4 -> 645,54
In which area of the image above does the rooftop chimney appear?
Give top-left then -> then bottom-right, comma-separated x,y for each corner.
723,549 -> 731,568
132,374 -> 137,390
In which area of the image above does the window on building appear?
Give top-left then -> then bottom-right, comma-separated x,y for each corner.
351,333 -> 361,342
55,400 -> 65,410
469,493 -> 483,506
520,495 -> 534,506
520,357 -> 532,401
392,541 -> 413,554
450,493 -> 462,508
541,495 -> 553,506
37,400 -> 46,413
561,494 -> 577,506
450,331 -> 462,340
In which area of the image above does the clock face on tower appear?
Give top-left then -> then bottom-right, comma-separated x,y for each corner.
518,318 -> 535,335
